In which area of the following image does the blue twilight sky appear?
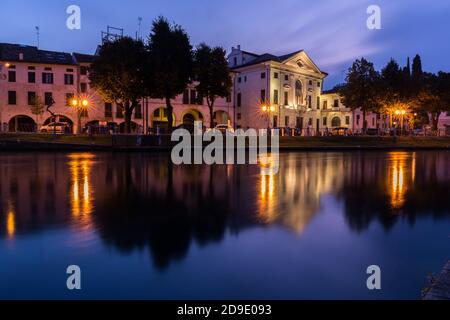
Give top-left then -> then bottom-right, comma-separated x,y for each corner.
0,0 -> 449,89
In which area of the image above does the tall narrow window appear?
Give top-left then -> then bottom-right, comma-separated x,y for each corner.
42,72 -> 54,84
284,92 -> 289,106
44,92 -> 53,106
8,91 -> 17,105
28,92 -> 36,105
28,72 -> 36,83
273,90 -> 279,104
80,83 -> 87,93
64,74 -> 74,85
8,70 -> 16,82
260,89 -> 266,102
237,93 -> 242,107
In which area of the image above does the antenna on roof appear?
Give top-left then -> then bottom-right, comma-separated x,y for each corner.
35,26 -> 40,48
101,26 -> 124,45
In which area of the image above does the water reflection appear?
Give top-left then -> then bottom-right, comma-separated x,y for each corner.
69,153 -> 95,230
0,151 -> 449,270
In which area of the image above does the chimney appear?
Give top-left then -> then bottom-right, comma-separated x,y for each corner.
19,53 -> 24,60
237,45 -> 241,50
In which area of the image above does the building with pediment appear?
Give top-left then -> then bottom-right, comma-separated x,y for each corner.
229,46 -> 355,134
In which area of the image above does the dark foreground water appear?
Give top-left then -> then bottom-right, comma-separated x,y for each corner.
0,151 -> 449,299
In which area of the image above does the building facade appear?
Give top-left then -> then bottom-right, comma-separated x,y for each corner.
0,43 -> 234,134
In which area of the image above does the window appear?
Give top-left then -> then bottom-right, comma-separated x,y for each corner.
273,90 -> 279,104
42,72 -> 54,84
356,115 -> 360,126
237,93 -> 242,107
273,115 -> 278,128
308,80 -> 313,85
28,72 -> 35,83
323,117 -> 327,126
323,100 -> 328,109
295,80 -> 303,105
333,99 -> 339,108
307,96 -> 312,108
285,116 -> 289,127
260,89 -> 266,102
66,93 -> 74,106
285,74 -> 289,81
80,66 -> 88,75
182,90 -> 189,104
346,116 -> 350,125
317,82 -> 321,88
317,97 -> 320,109
238,77 -> 242,83
244,76 -> 247,82
8,70 -> 16,82
116,105 -> 124,118
226,93 -> 231,103
237,113 -> 241,120
44,92 -> 53,106
135,104 -> 142,119
64,74 -> 74,85
28,92 -> 36,105
331,117 -> 341,128
372,118 -> 375,126
261,72 -> 266,79
284,92 -> 289,106
296,117 -> 302,129
105,103 -> 112,117
80,83 -> 87,93
274,72 -> 279,79
233,57 -> 237,67
8,91 -> 16,105
190,90 -> 197,105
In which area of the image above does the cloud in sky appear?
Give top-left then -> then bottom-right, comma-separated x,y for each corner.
0,0 -> 449,88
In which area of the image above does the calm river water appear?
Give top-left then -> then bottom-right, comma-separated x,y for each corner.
0,151 -> 449,299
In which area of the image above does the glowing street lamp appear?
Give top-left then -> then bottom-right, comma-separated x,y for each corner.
395,109 -> 407,135
71,97 -> 90,134
261,104 -> 275,129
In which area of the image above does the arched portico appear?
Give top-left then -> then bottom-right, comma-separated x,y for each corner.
8,115 -> 36,132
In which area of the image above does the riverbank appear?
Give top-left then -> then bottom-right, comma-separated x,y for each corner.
1,134 -> 450,151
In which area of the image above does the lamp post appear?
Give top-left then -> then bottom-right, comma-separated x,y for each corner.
71,98 -> 89,134
395,109 -> 407,136
261,104 -> 275,132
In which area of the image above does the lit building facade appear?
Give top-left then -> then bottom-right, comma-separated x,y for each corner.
0,43 -> 234,133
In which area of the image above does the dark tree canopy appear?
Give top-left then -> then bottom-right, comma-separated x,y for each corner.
339,58 -> 380,132
193,43 -> 232,128
147,16 -> 193,132
89,37 -> 148,133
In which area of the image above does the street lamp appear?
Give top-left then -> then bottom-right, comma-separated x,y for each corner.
71,98 -> 89,134
261,104 -> 275,130
395,109 -> 407,136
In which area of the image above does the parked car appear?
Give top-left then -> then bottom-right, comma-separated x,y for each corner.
40,122 -> 69,134
331,127 -> 349,136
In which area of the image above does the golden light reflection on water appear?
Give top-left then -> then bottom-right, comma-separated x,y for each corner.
6,203 -> 15,239
388,152 -> 414,210
68,153 -> 95,229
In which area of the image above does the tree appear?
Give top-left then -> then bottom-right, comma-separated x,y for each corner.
415,72 -> 450,132
29,95 -> 45,131
378,59 -> 409,127
89,37 -> 148,133
193,43 -> 232,128
147,17 -> 193,133
339,58 -> 381,133
410,54 -> 423,96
